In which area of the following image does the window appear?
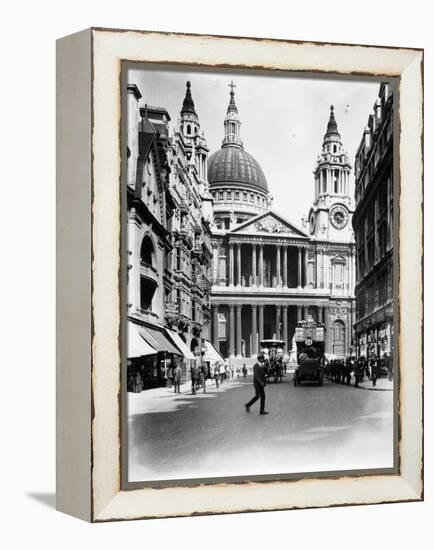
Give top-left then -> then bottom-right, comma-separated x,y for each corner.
243,192 -> 247,201
186,124 -> 191,135
333,144 -> 337,153
333,262 -> 344,283
140,277 -> 156,311
250,193 -> 254,202
235,191 -> 240,200
140,236 -> 154,265
219,191 -> 224,200
227,191 -> 232,200
333,320 -> 346,355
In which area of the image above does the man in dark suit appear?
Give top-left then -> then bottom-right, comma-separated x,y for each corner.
245,353 -> 268,415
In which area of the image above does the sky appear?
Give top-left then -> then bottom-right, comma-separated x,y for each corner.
128,66 -> 381,223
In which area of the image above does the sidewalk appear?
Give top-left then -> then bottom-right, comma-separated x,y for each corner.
357,377 -> 394,391
132,377 -> 239,399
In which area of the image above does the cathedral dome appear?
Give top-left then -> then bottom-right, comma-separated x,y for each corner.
208,145 -> 268,193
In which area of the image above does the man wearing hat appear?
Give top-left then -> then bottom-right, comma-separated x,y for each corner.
245,353 -> 269,415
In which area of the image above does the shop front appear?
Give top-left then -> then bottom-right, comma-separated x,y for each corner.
127,321 -> 183,391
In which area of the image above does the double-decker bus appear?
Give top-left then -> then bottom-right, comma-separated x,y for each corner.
294,316 -> 325,386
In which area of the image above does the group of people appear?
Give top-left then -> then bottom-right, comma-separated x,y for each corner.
167,361 -> 246,395
165,363 -> 183,393
326,352 -> 392,387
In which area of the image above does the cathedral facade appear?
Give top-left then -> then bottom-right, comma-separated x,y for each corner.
208,88 -> 356,364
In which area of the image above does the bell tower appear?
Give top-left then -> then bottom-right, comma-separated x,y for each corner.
180,81 -> 200,140
308,105 -> 354,242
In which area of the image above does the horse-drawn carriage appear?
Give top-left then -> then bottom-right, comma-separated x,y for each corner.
260,339 -> 285,383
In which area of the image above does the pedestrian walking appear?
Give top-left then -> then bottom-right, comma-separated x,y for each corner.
244,353 -> 268,415
200,366 -> 207,393
225,364 -> 230,382
242,364 -> 247,378
385,352 -> 393,381
174,364 -> 182,393
370,355 -> 378,387
191,364 -> 198,394
166,365 -> 173,388
354,357 -> 364,387
214,363 -> 220,388
231,366 -> 234,379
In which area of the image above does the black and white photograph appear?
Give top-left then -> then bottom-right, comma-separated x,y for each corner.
125,67 -> 395,484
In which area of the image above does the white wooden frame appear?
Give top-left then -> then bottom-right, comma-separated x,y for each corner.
56,28 -> 423,522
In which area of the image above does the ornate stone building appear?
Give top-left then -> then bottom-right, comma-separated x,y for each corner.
126,82 -> 214,383
352,82 -> 394,359
209,88 -> 356,364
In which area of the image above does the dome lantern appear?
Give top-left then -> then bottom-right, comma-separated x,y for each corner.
222,81 -> 243,149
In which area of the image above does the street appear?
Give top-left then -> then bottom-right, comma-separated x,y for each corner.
128,375 -> 394,482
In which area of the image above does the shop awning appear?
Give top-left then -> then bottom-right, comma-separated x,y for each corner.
140,326 -> 181,355
202,339 -> 224,364
166,329 -> 196,360
128,322 -> 157,358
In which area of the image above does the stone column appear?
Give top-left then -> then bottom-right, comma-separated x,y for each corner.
236,304 -> 242,356
251,305 -> 258,356
283,305 -> 288,348
315,249 -> 321,289
212,243 -> 219,284
297,247 -> 302,288
297,305 -> 302,322
229,305 -> 235,357
259,304 -> 264,341
252,243 -> 257,287
283,246 -> 288,287
275,305 -> 281,339
324,307 -> 332,354
212,305 -> 219,348
259,244 -> 264,286
303,305 -> 309,321
276,245 -> 281,286
304,247 -> 309,288
236,243 -> 241,286
229,243 -> 234,287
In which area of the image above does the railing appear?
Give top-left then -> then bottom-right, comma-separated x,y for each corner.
140,261 -> 159,280
139,308 -> 159,323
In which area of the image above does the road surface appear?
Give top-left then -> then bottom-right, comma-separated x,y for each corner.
128,375 -> 394,482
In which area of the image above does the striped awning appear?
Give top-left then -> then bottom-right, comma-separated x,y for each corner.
139,326 -> 182,356
166,329 -> 196,360
127,322 -> 157,358
201,339 -> 224,364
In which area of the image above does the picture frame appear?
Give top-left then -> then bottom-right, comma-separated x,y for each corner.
56,27 -> 423,522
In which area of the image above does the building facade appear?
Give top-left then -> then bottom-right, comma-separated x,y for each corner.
209,89 -> 356,364
352,82 -> 394,359
126,82 -> 214,384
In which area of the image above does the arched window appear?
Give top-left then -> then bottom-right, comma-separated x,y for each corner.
186,124 -> 191,135
140,235 -> 154,266
333,144 -> 337,153
333,320 -> 346,356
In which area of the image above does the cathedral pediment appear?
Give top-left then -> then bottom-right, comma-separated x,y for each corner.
229,211 -> 309,238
